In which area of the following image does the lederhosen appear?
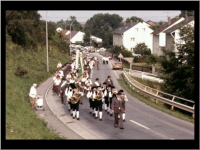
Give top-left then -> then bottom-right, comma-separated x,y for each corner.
71,91 -> 80,111
90,91 -> 97,110
95,91 -> 103,112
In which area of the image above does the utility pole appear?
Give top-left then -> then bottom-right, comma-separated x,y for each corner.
70,19 -> 76,56
46,11 -> 49,72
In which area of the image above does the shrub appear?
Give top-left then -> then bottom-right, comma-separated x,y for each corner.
14,66 -> 28,77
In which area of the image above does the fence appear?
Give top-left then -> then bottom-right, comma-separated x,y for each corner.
122,70 -> 195,119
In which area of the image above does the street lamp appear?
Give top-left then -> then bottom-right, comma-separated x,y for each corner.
46,11 -> 49,72
70,19 -> 76,56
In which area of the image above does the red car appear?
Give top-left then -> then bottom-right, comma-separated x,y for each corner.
106,54 -> 113,60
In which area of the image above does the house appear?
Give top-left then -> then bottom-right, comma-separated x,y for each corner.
151,16 -> 187,56
65,31 -> 85,44
56,27 -> 63,32
112,20 -> 154,53
163,16 -> 194,53
90,35 -> 103,47
146,20 -> 158,26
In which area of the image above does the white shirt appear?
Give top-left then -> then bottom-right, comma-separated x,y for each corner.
59,70 -> 64,78
29,86 -> 37,98
54,79 -> 61,85
85,80 -> 92,86
105,57 -> 109,61
57,63 -> 62,68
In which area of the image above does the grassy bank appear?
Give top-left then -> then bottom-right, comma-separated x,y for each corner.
6,41 -> 70,139
117,74 -> 194,124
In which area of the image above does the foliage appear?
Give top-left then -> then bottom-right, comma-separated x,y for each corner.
179,10 -> 194,17
159,24 -> 194,101
84,13 -> 123,48
145,54 -> 159,65
149,24 -> 162,30
125,16 -> 143,22
108,45 -> 132,57
133,43 -> 151,56
14,66 -> 28,77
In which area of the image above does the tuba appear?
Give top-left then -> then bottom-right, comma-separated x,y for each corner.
71,92 -> 82,104
96,90 -> 103,101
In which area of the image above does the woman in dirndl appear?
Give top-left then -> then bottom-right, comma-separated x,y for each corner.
53,75 -> 61,96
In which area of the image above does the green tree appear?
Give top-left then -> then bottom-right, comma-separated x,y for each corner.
108,45 -> 132,57
133,43 -> 151,56
159,24 -> 194,101
84,13 -> 123,48
126,16 -> 143,22
179,10 -> 194,17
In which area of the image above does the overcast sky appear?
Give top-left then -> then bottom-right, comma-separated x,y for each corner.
38,10 -> 181,23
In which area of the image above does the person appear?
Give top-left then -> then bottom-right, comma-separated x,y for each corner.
58,79 -> 68,105
105,57 -> 109,64
65,83 -> 73,114
105,85 -> 113,116
95,86 -> 104,121
112,92 -> 125,129
58,68 -> 64,80
102,56 -> 106,64
101,82 -> 107,110
119,90 -> 128,122
53,75 -> 61,96
87,86 -> 97,116
29,83 -> 38,110
108,86 -> 118,117
67,86 -> 83,120
93,78 -> 101,87
57,61 -> 62,70
104,75 -> 114,86
96,58 -> 100,70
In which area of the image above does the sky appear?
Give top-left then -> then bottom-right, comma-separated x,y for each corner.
38,10 -> 181,24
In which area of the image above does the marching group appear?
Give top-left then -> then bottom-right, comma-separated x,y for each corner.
30,52 -> 128,129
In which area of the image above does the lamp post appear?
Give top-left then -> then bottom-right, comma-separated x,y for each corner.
70,19 -> 76,56
46,11 -> 49,72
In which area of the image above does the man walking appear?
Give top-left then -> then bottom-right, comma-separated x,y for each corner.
112,92 -> 125,129
29,83 -> 38,110
96,59 -> 100,70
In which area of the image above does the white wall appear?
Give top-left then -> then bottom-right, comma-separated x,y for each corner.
113,34 -> 123,46
71,32 -> 85,43
123,22 -> 153,53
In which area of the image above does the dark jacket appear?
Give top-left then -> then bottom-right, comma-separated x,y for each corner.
112,97 -> 125,113
104,79 -> 114,86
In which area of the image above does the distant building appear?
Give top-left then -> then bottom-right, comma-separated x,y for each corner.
151,16 -> 194,56
112,20 -> 153,53
56,27 -> 63,32
146,20 -> 158,26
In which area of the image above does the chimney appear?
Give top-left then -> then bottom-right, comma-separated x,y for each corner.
130,20 -> 133,26
168,17 -> 171,25
185,14 -> 188,23
124,21 -> 126,26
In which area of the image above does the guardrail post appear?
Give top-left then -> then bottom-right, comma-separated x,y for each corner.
171,96 -> 175,110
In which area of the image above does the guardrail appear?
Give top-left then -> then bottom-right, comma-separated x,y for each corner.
122,70 -> 195,119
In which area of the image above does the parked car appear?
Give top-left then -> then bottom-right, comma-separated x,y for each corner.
106,54 -> 113,60
112,62 -> 123,70
100,47 -> 106,51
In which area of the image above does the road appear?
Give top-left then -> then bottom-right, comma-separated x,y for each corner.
36,52 -> 194,140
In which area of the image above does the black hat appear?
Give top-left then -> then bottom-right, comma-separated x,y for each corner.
111,86 -> 115,89
107,84 -> 112,87
103,82 -> 107,85
108,75 -> 111,78
92,86 -> 97,90
70,83 -> 76,89
119,89 -> 124,92
96,78 -> 99,81
117,91 -> 122,95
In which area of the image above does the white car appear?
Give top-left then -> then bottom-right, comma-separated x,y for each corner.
96,49 -> 100,53
100,47 -> 106,51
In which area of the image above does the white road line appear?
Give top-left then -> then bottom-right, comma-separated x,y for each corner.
130,120 -> 150,130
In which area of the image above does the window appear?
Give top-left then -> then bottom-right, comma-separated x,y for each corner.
135,28 -> 138,31
131,38 -> 135,41
143,28 -> 145,31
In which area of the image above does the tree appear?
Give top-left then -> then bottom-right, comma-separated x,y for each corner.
126,16 -> 143,23
84,13 -> 123,48
133,43 -> 151,56
159,24 -> 194,101
179,10 -> 194,17
108,45 -> 132,57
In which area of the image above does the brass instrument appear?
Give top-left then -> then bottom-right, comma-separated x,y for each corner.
71,92 -> 82,104
96,90 -> 103,101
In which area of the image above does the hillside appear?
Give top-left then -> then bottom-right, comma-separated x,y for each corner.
6,34 -> 70,139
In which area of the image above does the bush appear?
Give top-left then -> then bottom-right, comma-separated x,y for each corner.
14,66 -> 28,77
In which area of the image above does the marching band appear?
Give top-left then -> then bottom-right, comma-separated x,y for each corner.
52,52 -> 128,128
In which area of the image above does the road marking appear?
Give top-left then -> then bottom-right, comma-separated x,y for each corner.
130,120 -> 150,130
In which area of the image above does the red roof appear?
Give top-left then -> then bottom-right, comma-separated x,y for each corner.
65,31 -> 79,40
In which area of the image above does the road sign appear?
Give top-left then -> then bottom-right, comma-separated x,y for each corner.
118,53 -> 124,58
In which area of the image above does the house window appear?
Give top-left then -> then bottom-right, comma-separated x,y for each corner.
135,28 -> 138,31
143,28 -> 145,31
131,38 -> 135,41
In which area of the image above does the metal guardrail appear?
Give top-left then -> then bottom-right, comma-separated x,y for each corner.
122,70 -> 195,118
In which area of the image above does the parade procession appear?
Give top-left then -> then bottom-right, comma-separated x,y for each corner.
29,48 -> 129,129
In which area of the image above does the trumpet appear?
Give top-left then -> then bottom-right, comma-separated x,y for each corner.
71,92 -> 82,104
96,90 -> 103,101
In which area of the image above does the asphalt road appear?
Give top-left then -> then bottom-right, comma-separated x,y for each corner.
36,52 -> 194,140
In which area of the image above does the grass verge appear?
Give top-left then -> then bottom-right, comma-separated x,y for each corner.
6,42 -> 70,139
117,74 -> 194,124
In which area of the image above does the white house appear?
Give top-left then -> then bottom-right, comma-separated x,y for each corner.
65,31 -> 85,44
163,16 -> 194,53
113,20 -> 154,53
56,27 -> 63,32
151,16 -> 194,56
